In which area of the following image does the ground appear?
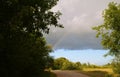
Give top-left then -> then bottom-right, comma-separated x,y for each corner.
52,70 -> 89,77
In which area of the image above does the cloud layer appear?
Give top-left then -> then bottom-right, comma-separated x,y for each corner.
45,0 -> 120,50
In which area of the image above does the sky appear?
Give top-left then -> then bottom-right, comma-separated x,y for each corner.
50,49 -> 113,65
45,0 -> 120,65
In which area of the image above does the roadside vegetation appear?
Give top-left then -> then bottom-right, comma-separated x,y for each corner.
0,0 -> 62,77
80,67 -> 113,77
40,71 -> 56,77
52,57 -> 83,70
52,57 -> 120,77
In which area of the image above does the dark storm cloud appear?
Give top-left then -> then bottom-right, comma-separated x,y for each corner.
46,28 -> 102,49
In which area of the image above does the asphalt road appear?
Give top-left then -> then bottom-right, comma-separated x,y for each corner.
52,70 -> 90,77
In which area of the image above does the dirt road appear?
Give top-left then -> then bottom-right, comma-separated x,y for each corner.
52,70 -> 89,77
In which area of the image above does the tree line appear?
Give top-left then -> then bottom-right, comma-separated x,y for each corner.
52,57 -> 105,70
52,56 -> 120,76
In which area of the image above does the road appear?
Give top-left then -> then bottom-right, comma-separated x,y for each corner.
52,70 -> 89,77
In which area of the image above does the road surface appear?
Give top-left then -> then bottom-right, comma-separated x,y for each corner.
52,70 -> 89,77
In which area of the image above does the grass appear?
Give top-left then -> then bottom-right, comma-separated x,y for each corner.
40,71 -> 56,77
79,70 -> 108,77
77,68 -> 113,77
83,68 -> 113,73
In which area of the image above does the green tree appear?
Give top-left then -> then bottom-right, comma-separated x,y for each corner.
53,57 -> 82,70
62,61 -> 74,70
93,2 -> 120,74
93,2 -> 120,56
74,62 -> 82,70
53,57 -> 68,69
112,55 -> 120,74
0,0 -> 62,77
82,63 -> 87,68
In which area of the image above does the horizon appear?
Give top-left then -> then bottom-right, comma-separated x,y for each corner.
50,49 -> 113,65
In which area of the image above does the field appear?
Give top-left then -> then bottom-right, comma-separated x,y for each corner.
78,68 -> 113,77
83,68 -> 113,73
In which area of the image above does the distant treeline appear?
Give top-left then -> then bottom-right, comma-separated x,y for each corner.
51,57 -> 111,70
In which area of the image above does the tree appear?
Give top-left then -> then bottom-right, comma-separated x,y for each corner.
74,62 -> 82,70
93,2 -> 120,56
0,0 -> 62,77
112,55 -> 120,74
93,2 -> 120,74
53,57 -> 68,69
61,61 -> 74,70
53,57 -> 82,70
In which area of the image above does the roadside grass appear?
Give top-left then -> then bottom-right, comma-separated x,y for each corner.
78,68 -> 113,77
79,70 -> 108,77
40,71 -> 56,77
83,68 -> 113,73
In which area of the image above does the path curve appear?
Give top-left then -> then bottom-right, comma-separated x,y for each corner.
52,70 -> 89,77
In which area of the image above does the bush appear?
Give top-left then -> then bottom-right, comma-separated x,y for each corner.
105,74 -> 113,77
112,55 -> 120,74
52,57 -> 82,70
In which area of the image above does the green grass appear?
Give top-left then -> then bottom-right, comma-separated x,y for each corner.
83,68 -> 113,73
40,71 -> 56,77
77,68 -> 113,77
79,70 -> 108,77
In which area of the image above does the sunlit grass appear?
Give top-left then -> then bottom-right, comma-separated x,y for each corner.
83,68 -> 113,74
77,68 -> 113,77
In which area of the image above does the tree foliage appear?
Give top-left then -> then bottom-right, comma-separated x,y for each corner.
0,0 -> 62,37
52,57 -> 83,70
93,2 -> 120,74
93,2 -> 120,56
53,57 -> 68,69
112,55 -> 120,74
0,0 -> 62,77
52,57 -> 106,70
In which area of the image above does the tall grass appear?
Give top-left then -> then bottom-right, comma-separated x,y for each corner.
78,68 -> 113,77
83,68 -> 113,73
